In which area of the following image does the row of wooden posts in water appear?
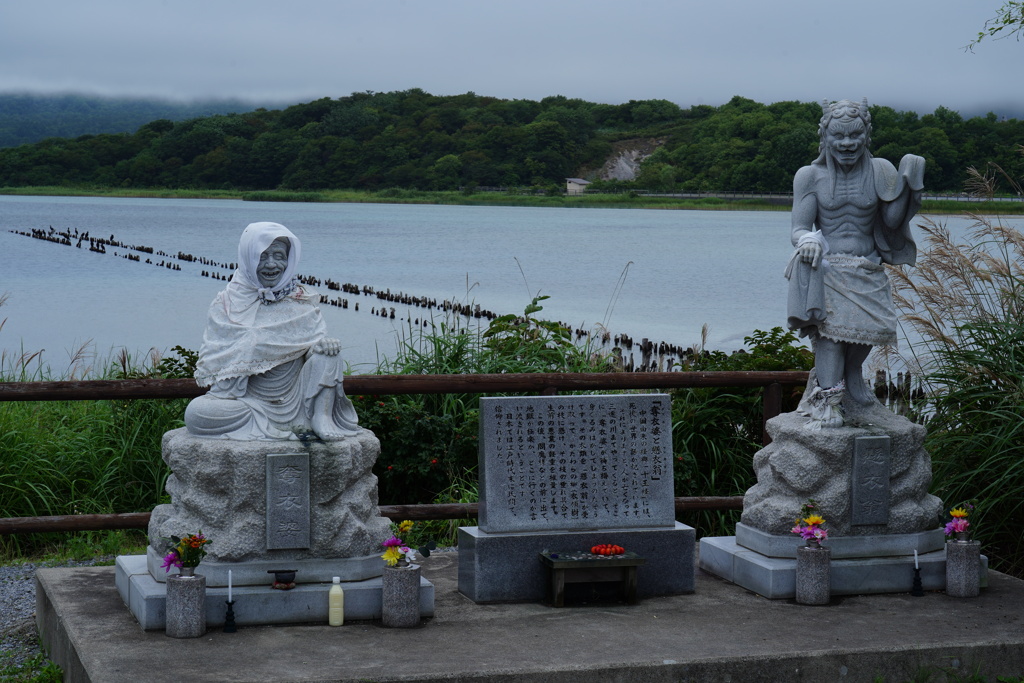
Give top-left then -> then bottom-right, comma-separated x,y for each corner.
13,226 -> 696,372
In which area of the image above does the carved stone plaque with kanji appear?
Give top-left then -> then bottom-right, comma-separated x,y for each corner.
478,394 -> 674,533
851,436 -> 891,526
266,452 -> 311,549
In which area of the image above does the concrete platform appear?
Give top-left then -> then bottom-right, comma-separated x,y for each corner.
37,550 -> 1024,683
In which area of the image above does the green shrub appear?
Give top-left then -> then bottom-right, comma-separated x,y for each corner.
0,347 -> 187,559
670,327 -> 813,536
356,396 -> 478,505
241,190 -> 326,202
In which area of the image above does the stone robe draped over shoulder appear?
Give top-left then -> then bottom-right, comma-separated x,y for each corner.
186,290 -> 358,440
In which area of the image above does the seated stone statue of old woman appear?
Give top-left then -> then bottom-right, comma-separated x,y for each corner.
184,222 -> 359,441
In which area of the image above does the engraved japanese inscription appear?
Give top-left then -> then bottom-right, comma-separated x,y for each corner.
266,452 -> 311,549
851,435 -> 891,526
478,394 -> 675,533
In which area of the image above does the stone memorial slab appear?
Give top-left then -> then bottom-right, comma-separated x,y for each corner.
266,452 -> 311,549
852,435 -> 890,526
478,394 -> 674,533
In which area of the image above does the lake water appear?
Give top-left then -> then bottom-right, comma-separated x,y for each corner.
0,195 -> 1015,374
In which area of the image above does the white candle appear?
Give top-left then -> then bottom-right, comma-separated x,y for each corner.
914,550 -> 919,569
228,570 -> 233,602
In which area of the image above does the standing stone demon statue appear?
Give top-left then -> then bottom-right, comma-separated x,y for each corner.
786,98 -> 925,428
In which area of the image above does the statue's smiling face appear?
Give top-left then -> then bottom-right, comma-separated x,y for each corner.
257,237 -> 290,288
826,118 -> 868,168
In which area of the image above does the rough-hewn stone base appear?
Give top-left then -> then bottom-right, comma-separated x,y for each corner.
148,428 -> 391,585
741,400 -> 942,536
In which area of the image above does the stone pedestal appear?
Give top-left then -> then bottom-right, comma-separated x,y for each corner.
735,522 -> 944,559
701,535 -> 989,598
795,546 -> 830,605
459,524 -> 694,603
116,555 -> 434,630
741,400 -> 943,537
700,398 -> 961,598
119,428 -> 437,630
382,565 -> 422,628
147,428 -> 391,586
946,540 -> 981,598
460,395 -> 694,603
165,573 -> 206,638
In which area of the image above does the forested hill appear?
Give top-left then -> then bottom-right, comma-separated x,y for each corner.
0,93 -> 285,148
1,89 -> 1021,194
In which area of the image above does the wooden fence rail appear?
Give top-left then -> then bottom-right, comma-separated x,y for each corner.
0,371 -> 809,401
0,371 -> 806,535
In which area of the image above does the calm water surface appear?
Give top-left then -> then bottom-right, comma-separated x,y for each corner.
1,196 -> 1014,373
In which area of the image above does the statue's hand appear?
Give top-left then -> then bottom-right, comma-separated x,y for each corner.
313,338 -> 341,356
797,241 -> 823,269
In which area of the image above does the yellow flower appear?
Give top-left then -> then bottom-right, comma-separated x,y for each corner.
382,546 -> 403,566
398,520 -> 414,535
950,507 -> 970,518
803,514 -> 825,526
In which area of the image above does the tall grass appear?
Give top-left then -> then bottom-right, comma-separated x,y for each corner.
887,154 -> 1024,575
0,344 -> 189,559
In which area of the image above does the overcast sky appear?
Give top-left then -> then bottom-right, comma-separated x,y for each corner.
1,1 -> 1021,117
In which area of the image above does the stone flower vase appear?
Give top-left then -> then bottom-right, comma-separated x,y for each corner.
381,564 -> 421,628
165,566 -> 207,638
795,545 -> 831,606
946,539 -> 981,598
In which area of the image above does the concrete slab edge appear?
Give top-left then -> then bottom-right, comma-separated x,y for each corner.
35,572 -> 88,683
36,564 -> 1024,683
419,644 -> 1024,683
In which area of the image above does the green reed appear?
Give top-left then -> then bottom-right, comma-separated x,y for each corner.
886,157 -> 1024,575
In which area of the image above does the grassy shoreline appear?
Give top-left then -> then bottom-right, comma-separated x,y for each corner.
2,185 -> 1022,214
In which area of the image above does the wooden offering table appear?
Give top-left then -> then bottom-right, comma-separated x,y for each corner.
539,551 -> 647,607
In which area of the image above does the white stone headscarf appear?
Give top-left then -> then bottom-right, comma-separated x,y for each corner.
226,222 -> 303,322
194,222 -> 326,387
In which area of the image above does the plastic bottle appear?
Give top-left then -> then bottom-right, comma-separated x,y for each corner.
328,576 -> 344,626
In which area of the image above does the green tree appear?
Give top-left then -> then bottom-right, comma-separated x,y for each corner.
428,154 -> 462,190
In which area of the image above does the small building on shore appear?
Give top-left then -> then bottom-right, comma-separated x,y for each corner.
565,178 -> 591,196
